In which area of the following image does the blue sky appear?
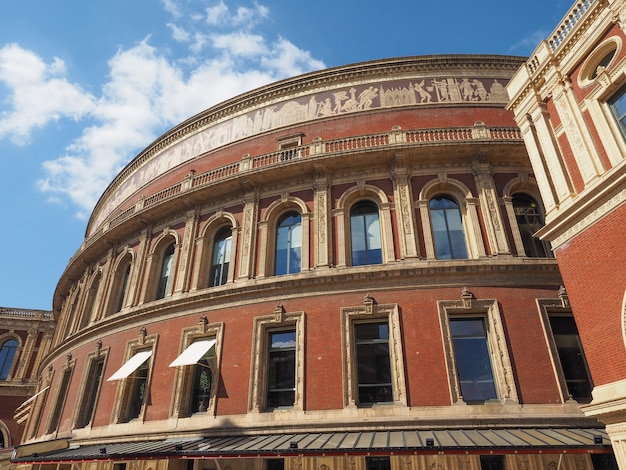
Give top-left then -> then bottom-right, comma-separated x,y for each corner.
0,0 -> 572,311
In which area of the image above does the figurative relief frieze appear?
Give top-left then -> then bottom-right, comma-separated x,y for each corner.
92,76 -> 510,235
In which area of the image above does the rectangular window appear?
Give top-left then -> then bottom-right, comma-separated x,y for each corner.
549,315 -> 593,402
366,457 -> 391,470
127,359 -> 149,420
480,455 -> 505,470
450,318 -> 497,402
76,358 -> 104,428
355,322 -> 393,404
266,459 -> 285,470
47,368 -> 72,433
266,330 -> 296,408
609,83 -> 626,139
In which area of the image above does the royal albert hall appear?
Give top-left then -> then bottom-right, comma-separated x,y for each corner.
11,55 -> 618,470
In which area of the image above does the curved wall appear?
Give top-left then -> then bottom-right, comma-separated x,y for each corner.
16,55 -> 612,469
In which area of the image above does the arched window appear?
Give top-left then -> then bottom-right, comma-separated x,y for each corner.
429,195 -> 468,260
275,212 -> 302,275
209,227 -> 232,287
79,273 -> 101,330
0,339 -> 18,380
350,201 -> 382,266
512,194 -> 552,258
115,263 -> 131,312
156,244 -> 175,299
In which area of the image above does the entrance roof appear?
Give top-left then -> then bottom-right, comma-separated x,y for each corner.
12,428 -> 612,463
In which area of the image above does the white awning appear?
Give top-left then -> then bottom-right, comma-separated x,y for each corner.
107,350 -> 152,381
14,386 -> 50,424
19,386 -> 50,407
169,339 -> 216,367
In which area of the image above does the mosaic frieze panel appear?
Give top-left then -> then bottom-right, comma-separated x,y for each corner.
92,76 -> 510,234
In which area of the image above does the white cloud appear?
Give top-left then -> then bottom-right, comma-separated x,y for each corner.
205,1 -> 268,29
508,30 -> 548,54
1,0 -> 325,218
0,44 -> 96,145
211,32 -> 267,56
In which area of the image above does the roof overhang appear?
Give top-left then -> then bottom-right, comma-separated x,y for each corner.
12,428 -> 613,464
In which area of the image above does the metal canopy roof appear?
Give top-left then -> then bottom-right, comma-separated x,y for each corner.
13,428 -> 612,463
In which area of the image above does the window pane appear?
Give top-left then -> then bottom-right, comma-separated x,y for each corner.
157,244 -> 175,299
609,84 -> 626,139
549,315 -> 593,402
513,194 -> 552,257
430,196 -> 468,259
355,322 -> 393,404
366,457 -> 391,470
267,331 -> 296,408
450,318 -> 497,402
210,228 -> 232,287
276,213 -> 301,275
77,359 -> 104,428
128,360 -> 149,420
0,339 -> 18,380
350,202 -> 382,266
116,264 -> 131,312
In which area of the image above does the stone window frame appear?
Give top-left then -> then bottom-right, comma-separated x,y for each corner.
143,230 -> 180,302
45,354 -> 76,435
502,177 -> 553,258
536,290 -> 593,403
335,184 -> 395,267
105,250 -> 134,316
341,295 -> 407,408
110,329 -> 158,424
419,177 -> 486,260
578,37 -> 621,87
72,341 -> 109,429
437,290 -> 518,405
191,212 -> 239,290
583,38 -> 626,167
170,317 -> 224,418
248,304 -> 305,412
0,333 -> 21,381
78,269 -> 103,331
257,196 -> 311,278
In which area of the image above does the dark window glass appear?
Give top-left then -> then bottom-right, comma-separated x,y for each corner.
0,339 -> 18,380
156,244 -> 175,299
591,453 -> 619,470
450,318 -> 497,402
210,227 -> 232,286
549,315 -> 593,402
76,358 -> 104,428
480,455 -> 505,470
266,459 -> 285,470
189,345 -> 215,414
429,196 -> 468,260
80,274 -> 100,330
350,201 -> 382,266
513,194 -> 552,257
267,330 -> 296,408
609,83 -> 626,140
116,263 -> 131,312
127,358 -> 149,420
48,368 -> 72,433
355,322 -> 393,404
275,212 -> 302,275
366,457 -> 391,470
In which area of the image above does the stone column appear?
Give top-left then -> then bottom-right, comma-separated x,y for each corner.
237,195 -> 259,280
472,162 -> 510,256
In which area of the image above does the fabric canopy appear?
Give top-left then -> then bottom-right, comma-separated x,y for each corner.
169,339 -> 216,367
107,350 -> 152,381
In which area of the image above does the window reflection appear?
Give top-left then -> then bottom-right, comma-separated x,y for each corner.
350,202 -> 382,266
429,196 -> 468,260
